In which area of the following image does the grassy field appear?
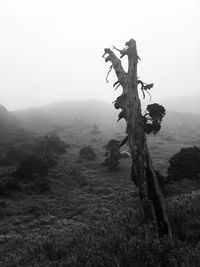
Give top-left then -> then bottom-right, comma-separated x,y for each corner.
0,131 -> 138,265
0,125 -> 200,266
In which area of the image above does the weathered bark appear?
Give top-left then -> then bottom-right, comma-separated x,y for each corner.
103,39 -> 172,239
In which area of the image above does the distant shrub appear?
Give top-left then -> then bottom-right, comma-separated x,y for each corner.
168,146 -> 200,181
7,155 -> 51,194
42,135 -> 67,157
0,134 -> 67,169
90,124 -> 101,134
67,166 -> 88,187
164,136 -> 175,142
0,176 -> 21,197
5,146 -> 32,162
104,139 -> 121,171
43,156 -> 57,168
28,178 -> 51,193
79,146 -> 96,160
106,139 -> 120,150
13,155 -> 48,182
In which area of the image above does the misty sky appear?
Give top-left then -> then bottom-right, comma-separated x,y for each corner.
0,0 -> 199,111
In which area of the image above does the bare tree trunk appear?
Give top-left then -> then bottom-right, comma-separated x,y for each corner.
103,39 -> 172,239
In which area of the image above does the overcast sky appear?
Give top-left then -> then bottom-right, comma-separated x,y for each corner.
0,0 -> 199,111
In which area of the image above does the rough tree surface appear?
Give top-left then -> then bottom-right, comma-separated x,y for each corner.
103,39 -> 172,239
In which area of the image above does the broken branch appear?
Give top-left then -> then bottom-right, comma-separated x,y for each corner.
106,64 -> 113,83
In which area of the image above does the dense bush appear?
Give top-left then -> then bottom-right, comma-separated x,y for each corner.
27,177 -> 51,193
0,144 -> 34,166
43,156 -> 57,168
104,139 -> 121,171
0,134 -> 67,167
168,146 -> 200,181
0,176 -> 21,197
43,135 -> 67,155
13,155 -> 48,182
79,146 -> 96,160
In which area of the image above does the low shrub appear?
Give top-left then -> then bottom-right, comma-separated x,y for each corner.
27,178 -> 51,194
4,146 -> 32,163
164,136 -> 175,142
43,135 -> 67,155
43,156 -> 57,168
0,176 -> 21,197
79,146 -> 96,160
104,139 -> 121,171
13,155 -> 48,182
168,146 -> 200,181
90,124 -> 101,134
67,166 -> 88,187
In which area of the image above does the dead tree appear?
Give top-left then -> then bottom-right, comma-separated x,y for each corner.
103,39 -> 172,239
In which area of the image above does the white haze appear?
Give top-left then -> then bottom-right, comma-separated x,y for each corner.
0,0 -> 199,112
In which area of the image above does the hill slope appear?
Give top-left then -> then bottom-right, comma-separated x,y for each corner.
13,99 -> 120,133
0,104 -> 31,148
12,99 -> 200,133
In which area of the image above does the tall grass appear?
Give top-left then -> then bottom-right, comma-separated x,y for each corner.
1,200 -> 200,267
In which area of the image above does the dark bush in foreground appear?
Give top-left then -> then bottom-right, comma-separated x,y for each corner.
168,146 -> 200,181
79,146 -> 96,160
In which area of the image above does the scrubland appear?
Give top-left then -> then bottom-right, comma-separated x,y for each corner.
0,122 -> 200,266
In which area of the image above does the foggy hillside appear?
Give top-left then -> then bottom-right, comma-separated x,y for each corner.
160,95 -> 200,114
0,105 -> 31,147
163,110 -> 200,128
0,105 -> 19,129
12,99 -> 119,132
12,99 -> 200,133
